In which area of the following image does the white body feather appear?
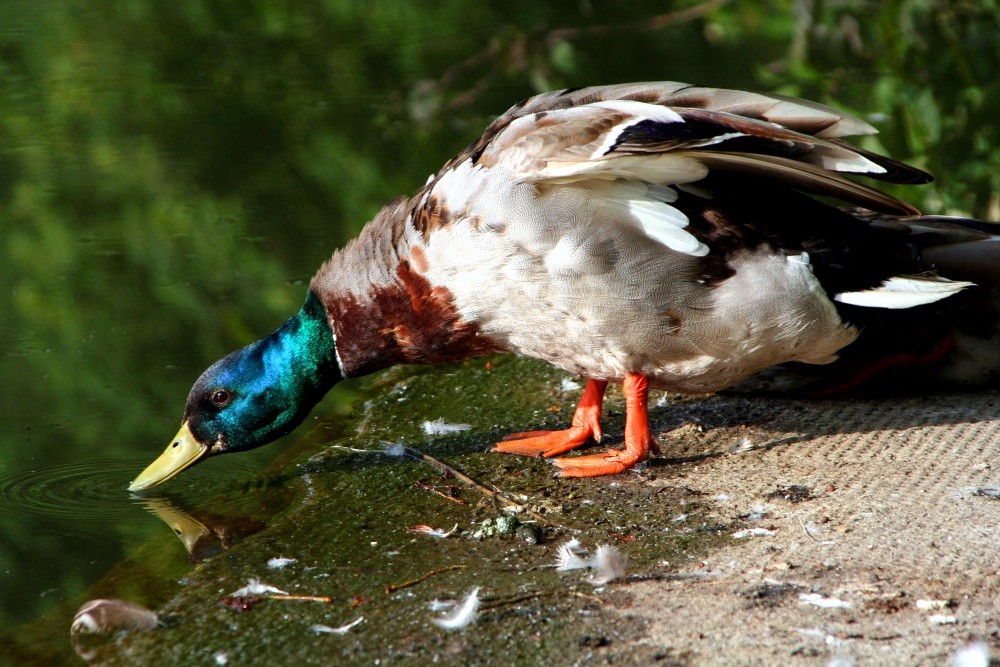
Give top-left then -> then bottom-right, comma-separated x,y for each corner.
418,161 -> 856,392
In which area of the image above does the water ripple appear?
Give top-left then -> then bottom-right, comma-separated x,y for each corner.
0,456 -> 269,523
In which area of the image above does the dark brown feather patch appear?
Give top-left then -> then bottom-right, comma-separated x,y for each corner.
322,262 -> 503,377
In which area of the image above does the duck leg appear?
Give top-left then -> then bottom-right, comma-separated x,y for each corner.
552,373 -> 653,477
492,379 -> 608,457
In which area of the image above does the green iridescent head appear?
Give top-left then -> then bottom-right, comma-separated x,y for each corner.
129,291 -> 341,492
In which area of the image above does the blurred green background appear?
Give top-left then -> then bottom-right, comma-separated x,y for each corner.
0,0 -> 997,637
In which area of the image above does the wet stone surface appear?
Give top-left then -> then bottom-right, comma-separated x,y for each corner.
48,356 -> 727,665
9,354 -> 1000,664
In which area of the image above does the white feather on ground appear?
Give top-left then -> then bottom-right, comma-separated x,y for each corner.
312,617 -> 364,635
929,614 -> 958,625
267,557 -> 297,569
559,377 -> 581,392
382,441 -> 408,458
422,419 -> 472,435
553,540 -> 627,585
431,588 -> 480,630
587,545 -> 627,585
950,640 -> 990,667
733,528 -> 776,538
229,579 -> 288,597
555,538 -> 590,571
799,593 -> 851,609
408,523 -> 459,538
428,600 -> 456,612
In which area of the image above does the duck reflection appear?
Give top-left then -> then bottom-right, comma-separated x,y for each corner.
139,497 -> 266,563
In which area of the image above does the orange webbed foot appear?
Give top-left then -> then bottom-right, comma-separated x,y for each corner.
494,425 -> 597,458
551,447 -> 647,477
491,379 -> 607,458
552,374 -> 653,478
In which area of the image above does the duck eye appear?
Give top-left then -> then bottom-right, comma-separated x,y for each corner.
210,389 -> 232,407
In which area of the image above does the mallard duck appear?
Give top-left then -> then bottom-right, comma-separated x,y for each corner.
129,81 -> 1000,491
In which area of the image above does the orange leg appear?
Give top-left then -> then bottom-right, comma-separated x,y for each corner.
552,373 -> 653,477
491,379 -> 608,458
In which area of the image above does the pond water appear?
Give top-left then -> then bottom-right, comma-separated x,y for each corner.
0,1 -> 995,663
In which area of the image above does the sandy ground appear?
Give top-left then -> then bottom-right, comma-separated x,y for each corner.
625,391 -> 1000,665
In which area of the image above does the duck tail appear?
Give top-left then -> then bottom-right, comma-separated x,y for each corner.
921,239 -> 1000,290
875,214 -> 1000,289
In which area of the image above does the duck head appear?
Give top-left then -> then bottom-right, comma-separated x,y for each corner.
129,291 -> 341,492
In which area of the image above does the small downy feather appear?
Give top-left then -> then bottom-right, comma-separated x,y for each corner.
382,441 -> 408,458
555,538 -> 590,570
229,579 -> 289,597
834,275 -> 975,309
950,640 -> 990,667
587,545 -> 627,585
71,599 -> 159,634
553,540 -> 628,584
422,419 -> 472,435
431,587 -> 480,630
408,523 -> 459,538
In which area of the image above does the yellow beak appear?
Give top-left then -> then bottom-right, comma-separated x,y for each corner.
139,497 -> 210,554
128,422 -> 208,492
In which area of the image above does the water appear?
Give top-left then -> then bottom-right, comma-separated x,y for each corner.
0,437 -> 289,627
0,457 -> 162,524
0,2 -> 995,662
0,455 -> 282,525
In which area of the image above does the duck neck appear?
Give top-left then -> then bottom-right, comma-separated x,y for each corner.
309,201 -> 501,378
260,290 -> 343,412
285,290 -> 342,384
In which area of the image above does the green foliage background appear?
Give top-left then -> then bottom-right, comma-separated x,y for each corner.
0,0 -> 997,632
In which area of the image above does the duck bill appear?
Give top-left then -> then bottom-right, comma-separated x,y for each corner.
128,422 -> 208,492
139,497 -> 210,553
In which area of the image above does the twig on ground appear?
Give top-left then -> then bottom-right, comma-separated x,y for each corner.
398,444 -> 555,526
386,565 -> 467,594
265,594 -> 334,603
481,589 -> 605,610
798,516 -> 822,544
414,480 -> 467,505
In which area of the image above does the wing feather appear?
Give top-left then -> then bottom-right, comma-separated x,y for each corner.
686,151 -> 920,215
448,82 -> 930,232
472,82 -> 930,180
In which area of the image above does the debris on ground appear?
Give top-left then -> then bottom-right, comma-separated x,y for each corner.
799,593 -> 851,609
408,523 -> 459,538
